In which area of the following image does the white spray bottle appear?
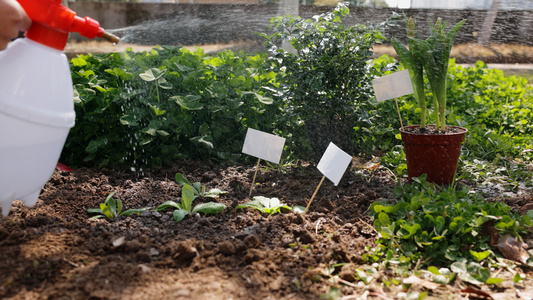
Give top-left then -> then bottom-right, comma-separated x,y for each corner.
0,0 -> 119,216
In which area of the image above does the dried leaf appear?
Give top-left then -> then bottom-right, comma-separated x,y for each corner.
481,219 -> 499,247
403,275 -> 440,290
461,286 -> 494,299
497,234 -> 530,264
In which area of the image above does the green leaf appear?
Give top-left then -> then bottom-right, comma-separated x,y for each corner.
192,202 -> 226,215
139,68 -> 166,82
173,209 -> 189,223
172,95 -> 204,110
513,272 -> 523,283
116,197 -> 123,214
87,208 -> 103,214
156,201 -> 182,211
157,77 -> 173,89
486,277 -> 504,285
469,250 -> 491,262
175,173 -> 192,187
181,184 -> 195,213
193,182 -> 203,195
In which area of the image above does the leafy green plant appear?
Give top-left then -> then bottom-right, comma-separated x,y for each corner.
174,173 -> 226,199
260,2 -> 386,160
369,176 -> 533,267
87,192 -> 149,219
155,173 -> 226,222
65,47 -> 286,167
156,185 -> 226,222
261,3 -> 385,122
392,16 -> 466,131
236,196 -> 305,215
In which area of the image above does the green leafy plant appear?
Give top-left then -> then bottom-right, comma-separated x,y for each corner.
156,173 -> 226,222
236,196 -> 305,215
87,192 -> 149,219
260,2 -> 386,160
174,173 -> 226,199
369,176 -> 533,267
66,47 -> 285,167
156,185 -> 226,222
392,16 -> 466,131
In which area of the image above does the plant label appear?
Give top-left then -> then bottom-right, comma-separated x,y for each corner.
317,142 -> 352,186
242,128 -> 286,164
372,70 -> 414,102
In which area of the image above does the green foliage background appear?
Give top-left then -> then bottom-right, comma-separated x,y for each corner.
65,47 -> 292,167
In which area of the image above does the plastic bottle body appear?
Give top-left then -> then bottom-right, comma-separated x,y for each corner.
0,38 -> 75,216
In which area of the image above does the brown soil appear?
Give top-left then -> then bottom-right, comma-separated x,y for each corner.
1,160 -> 532,299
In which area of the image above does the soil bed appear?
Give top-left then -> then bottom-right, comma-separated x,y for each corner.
1,160 -> 532,299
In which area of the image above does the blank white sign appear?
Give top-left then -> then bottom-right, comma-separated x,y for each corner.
372,69 -> 414,102
317,142 -> 353,186
242,128 -> 286,164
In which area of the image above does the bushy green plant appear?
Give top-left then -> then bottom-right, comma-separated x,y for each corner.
369,176 -> 533,267
88,192 -> 149,219
260,3 -> 386,159
261,3 -> 385,121
65,47 -> 285,167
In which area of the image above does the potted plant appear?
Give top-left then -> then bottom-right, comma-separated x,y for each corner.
261,3 -> 386,161
392,16 -> 467,184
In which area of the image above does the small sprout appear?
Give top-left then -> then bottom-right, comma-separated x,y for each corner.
236,196 -> 304,215
87,192 -> 149,219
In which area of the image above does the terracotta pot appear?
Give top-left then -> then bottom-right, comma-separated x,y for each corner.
400,125 -> 468,185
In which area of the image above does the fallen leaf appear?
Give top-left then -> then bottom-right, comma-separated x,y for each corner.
403,275 -> 440,290
497,234 -> 530,264
461,286 -> 494,299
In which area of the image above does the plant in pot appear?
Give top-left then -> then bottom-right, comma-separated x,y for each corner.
391,16 -> 467,184
260,3 -> 386,162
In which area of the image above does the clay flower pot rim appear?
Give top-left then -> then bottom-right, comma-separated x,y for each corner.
399,125 -> 468,136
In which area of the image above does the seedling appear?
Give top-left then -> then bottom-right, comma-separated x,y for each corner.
156,184 -> 226,222
174,173 -> 226,199
236,196 -> 305,215
87,192 -> 149,219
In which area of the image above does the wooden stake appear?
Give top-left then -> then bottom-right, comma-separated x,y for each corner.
304,175 -> 325,213
394,98 -> 404,130
249,158 -> 261,197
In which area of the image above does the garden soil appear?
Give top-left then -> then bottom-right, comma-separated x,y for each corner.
1,160 -> 532,300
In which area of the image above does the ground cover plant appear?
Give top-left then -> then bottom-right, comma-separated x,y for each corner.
1,5 -> 533,300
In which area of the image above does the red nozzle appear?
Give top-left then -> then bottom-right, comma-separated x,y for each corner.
17,0 -> 115,50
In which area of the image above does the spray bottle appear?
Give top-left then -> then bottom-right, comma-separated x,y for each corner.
0,0 -> 119,216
